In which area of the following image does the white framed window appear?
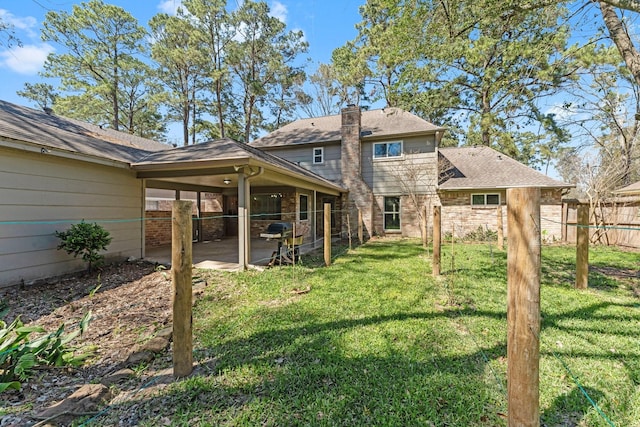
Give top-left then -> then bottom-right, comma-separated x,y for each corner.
299,194 -> 309,221
471,193 -> 500,206
383,196 -> 401,231
313,147 -> 324,164
373,141 -> 403,159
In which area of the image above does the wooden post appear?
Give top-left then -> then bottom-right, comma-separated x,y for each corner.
324,203 -> 331,266
497,206 -> 504,250
347,213 -> 352,250
358,209 -> 364,244
422,205 -> 428,248
507,187 -> 541,427
561,202 -> 568,242
172,200 -> 193,378
575,204 -> 589,289
433,205 -> 441,277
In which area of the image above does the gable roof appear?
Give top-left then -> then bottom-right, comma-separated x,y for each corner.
613,180 -> 640,195
133,138 -> 346,192
0,100 -> 169,164
251,107 -> 445,148
438,145 -> 571,190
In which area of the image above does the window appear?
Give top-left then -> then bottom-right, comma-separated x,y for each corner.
251,193 -> 282,220
299,194 -> 309,221
313,147 -> 324,164
373,141 -> 403,159
471,193 -> 500,206
384,196 -> 401,231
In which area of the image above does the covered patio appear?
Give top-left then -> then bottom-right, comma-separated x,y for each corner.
143,237 -> 321,271
133,139 -> 345,270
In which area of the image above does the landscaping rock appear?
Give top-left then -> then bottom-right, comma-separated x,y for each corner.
101,368 -> 135,387
143,336 -> 170,353
36,383 -> 112,420
125,350 -> 155,367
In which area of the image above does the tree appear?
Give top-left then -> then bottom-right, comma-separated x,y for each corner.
149,12 -> 209,145
298,63 -> 351,117
227,0 -> 308,142
182,0 -> 235,139
334,0 -> 572,161
41,0 -> 150,133
17,83 -> 58,110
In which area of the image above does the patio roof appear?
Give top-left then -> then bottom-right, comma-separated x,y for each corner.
133,138 -> 345,195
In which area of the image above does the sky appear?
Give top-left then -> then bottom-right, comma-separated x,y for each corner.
0,0 -> 363,113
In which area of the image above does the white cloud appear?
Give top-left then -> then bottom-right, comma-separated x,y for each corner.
0,43 -> 54,75
270,1 -> 287,23
157,0 -> 183,15
0,9 -> 38,38
546,104 -> 577,121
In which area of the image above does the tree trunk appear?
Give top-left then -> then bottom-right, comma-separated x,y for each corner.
599,2 -> 640,88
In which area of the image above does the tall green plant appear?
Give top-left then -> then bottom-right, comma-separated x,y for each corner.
56,221 -> 112,271
0,311 -> 91,392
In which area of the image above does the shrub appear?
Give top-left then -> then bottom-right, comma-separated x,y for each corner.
0,311 -> 91,392
56,221 -> 112,271
463,226 -> 497,242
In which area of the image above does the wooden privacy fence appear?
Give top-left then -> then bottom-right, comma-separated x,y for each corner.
562,198 -> 640,249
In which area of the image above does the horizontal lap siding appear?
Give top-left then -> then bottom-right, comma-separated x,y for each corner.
268,145 -> 342,182
0,147 -> 143,286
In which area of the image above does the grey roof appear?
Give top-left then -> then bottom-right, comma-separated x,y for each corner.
251,107 -> 444,148
439,146 -> 571,190
135,138 -> 346,191
0,100 -> 170,163
613,180 -> 640,195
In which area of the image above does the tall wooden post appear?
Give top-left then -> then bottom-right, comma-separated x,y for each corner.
561,202 -> 569,242
172,200 -> 193,378
324,203 -> 331,266
507,187 -> 541,427
422,205 -> 428,248
497,206 -> 504,250
433,205 -> 441,277
575,204 -> 589,289
358,209 -> 364,244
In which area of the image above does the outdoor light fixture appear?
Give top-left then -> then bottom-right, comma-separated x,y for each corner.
223,178 -> 232,185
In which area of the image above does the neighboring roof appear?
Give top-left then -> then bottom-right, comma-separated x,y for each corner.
438,145 -> 571,190
613,180 -> 640,195
0,100 -> 170,164
251,107 -> 445,148
134,138 -> 346,192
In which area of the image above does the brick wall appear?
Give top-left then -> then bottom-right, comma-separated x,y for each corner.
439,188 -> 564,240
145,211 -> 172,247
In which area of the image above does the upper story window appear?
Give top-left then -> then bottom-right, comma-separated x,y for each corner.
313,147 -> 324,164
374,141 -> 403,159
471,193 -> 500,206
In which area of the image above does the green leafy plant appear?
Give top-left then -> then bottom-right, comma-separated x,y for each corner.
0,311 -> 91,392
56,221 -> 112,271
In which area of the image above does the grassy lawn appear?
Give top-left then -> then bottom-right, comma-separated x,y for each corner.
102,240 -> 639,426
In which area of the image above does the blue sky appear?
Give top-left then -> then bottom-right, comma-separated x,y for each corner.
0,0 -> 363,109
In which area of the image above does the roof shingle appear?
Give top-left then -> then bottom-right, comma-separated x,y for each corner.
439,146 -> 571,190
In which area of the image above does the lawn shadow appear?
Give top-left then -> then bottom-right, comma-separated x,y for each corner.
541,386 -> 608,427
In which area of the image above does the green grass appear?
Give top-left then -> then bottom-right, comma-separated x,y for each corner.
97,240 -> 639,426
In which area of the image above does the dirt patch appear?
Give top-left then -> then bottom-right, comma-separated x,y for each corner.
0,260 -> 177,426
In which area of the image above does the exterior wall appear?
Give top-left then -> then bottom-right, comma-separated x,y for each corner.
362,135 -> 437,194
439,188 -> 564,241
144,192 -> 224,248
0,146 -> 143,287
267,143 -> 342,182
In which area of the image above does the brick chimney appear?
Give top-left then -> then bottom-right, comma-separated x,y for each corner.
341,104 -> 362,176
340,105 -> 375,239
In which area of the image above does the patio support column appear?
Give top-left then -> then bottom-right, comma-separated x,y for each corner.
312,190 -> 318,247
237,172 -> 250,270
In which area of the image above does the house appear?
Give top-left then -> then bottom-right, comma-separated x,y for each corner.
251,105 -> 446,238
0,100 -> 344,287
613,180 -> 640,196
251,105 -> 572,240
438,145 -> 570,239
